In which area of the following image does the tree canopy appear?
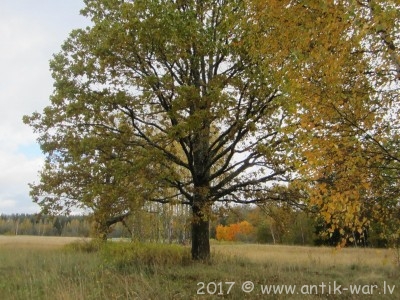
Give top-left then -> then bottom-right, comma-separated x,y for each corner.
286,0 -> 400,244
24,0 -> 399,259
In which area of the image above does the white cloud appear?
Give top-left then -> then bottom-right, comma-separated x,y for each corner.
0,199 -> 17,211
0,0 -> 88,214
0,150 -> 44,214
0,17 -> 49,139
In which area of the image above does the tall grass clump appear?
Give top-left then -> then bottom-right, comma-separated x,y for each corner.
63,239 -> 103,253
99,241 -> 191,271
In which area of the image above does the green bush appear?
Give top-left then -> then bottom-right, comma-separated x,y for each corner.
100,242 -> 191,270
63,239 -> 103,253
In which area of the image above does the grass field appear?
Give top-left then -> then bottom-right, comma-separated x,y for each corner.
0,236 -> 398,299
0,235 -> 87,249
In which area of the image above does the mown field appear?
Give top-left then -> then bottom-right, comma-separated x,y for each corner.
0,236 -> 398,299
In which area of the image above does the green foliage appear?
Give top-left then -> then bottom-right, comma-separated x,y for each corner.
64,239 -> 192,269
99,242 -> 191,271
64,239 -> 103,253
25,0 -> 302,260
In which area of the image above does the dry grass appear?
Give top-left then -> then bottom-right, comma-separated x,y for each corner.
0,235 -> 89,249
211,243 -> 395,268
0,236 -> 398,299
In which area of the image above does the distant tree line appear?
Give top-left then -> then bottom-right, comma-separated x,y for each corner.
0,214 -> 90,237
211,205 -> 394,248
0,202 -> 192,243
1,202 -> 394,248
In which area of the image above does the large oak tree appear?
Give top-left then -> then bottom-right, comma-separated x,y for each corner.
24,0 -> 398,259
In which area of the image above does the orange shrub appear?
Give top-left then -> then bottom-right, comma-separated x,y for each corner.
215,221 -> 254,241
215,224 -> 229,241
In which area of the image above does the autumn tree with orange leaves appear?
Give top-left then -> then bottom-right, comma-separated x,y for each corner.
216,221 -> 255,242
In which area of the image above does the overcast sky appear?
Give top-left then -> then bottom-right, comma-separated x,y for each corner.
0,1 -> 89,214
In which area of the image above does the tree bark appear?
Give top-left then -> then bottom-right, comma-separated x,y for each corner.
190,105 -> 211,260
191,203 -> 210,260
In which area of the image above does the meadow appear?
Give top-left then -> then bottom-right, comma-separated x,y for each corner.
0,236 -> 398,299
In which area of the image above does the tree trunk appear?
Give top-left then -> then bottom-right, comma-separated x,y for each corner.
190,99 -> 211,260
191,203 -> 210,260
270,225 -> 276,245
